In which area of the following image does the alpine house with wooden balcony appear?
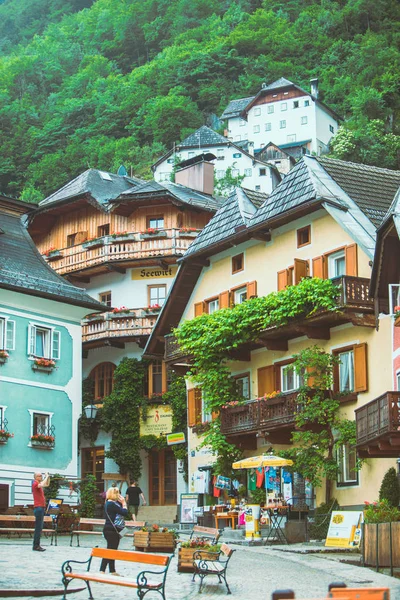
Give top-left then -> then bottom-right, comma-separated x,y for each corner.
27,160 -> 223,509
146,156 -> 400,509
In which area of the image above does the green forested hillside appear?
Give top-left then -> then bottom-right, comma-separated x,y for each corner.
0,0 -> 399,200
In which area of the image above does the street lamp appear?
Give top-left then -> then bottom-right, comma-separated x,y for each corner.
83,404 -> 98,421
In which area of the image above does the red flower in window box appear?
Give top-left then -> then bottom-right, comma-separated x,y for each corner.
0,350 -> 9,359
34,358 -> 56,368
30,434 -> 55,443
141,228 -> 159,235
0,430 -> 14,439
112,306 -> 130,313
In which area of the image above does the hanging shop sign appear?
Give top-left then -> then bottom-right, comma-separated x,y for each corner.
131,266 -> 177,280
166,432 -> 186,445
140,405 -> 173,437
325,511 -> 363,548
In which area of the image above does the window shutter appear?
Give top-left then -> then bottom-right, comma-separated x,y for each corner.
28,324 -> 36,356
257,365 -> 276,397
162,362 -> 168,392
354,343 -> 368,392
5,320 -> 15,350
345,244 -> 358,277
188,389 -> 196,426
247,281 -> 257,298
294,258 -> 309,285
277,269 -> 289,291
306,366 -> 315,388
312,256 -> 325,279
75,231 -> 88,244
195,389 -> 202,424
52,330 -> 61,360
194,302 -> 206,317
211,410 -> 219,421
219,291 -> 230,309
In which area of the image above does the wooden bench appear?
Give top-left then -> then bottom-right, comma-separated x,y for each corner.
0,514 -> 57,545
70,518 -> 145,546
61,547 -> 172,600
180,524 -> 221,545
192,543 -> 235,595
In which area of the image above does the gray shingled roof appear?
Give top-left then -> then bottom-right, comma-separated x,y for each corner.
220,96 -> 254,120
317,157 -> 400,228
39,169 -> 144,208
263,77 -> 294,91
183,188 -> 268,259
0,210 -> 105,310
117,180 -> 223,213
179,126 -> 228,148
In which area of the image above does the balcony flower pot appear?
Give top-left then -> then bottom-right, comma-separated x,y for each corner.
83,314 -> 104,324
82,238 -> 106,250
177,229 -> 198,239
0,351 -> 9,365
140,231 -> 168,240
395,314 -> 400,327
134,530 -> 176,552
110,233 -> 136,243
45,249 -> 63,261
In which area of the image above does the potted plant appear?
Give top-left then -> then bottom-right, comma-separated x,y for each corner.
109,306 -> 132,318
32,358 -> 56,373
0,429 -> 14,444
0,350 -> 9,364
363,499 -> 400,568
30,433 -> 55,448
83,313 -> 104,324
82,236 -> 107,250
178,538 -> 221,572
134,524 -> 177,552
144,304 -> 162,314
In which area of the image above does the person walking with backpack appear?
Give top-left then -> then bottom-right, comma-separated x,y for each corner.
99,487 -> 129,576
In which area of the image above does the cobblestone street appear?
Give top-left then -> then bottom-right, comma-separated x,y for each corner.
1,536 -> 400,599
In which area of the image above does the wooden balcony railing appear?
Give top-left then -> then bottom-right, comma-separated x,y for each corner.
82,308 -> 160,346
331,275 -> 373,310
164,334 -> 192,364
42,229 -> 198,275
355,392 -> 400,454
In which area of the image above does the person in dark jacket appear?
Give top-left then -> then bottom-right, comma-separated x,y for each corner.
99,487 -> 129,575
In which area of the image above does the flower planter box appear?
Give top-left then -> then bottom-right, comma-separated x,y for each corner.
108,312 -> 132,319
45,250 -> 63,261
177,547 -> 217,573
395,315 -> 400,327
30,440 -> 55,449
110,234 -> 136,243
32,364 -> 56,374
82,239 -> 106,250
83,315 -> 104,324
134,531 -> 176,552
177,231 -> 198,239
140,232 -> 168,240
0,357 -> 7,365
363,522 -> 400,568
0,436 -> 10,444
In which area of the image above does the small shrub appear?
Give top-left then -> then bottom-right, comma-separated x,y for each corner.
364,499 -> 400,523
379,467 -> 400,507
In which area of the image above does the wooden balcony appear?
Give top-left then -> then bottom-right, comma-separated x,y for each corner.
42,229 -> 197,277
356,392 -> 400,458
164,334 -> 192,372
257,276 -> 374,351
82,309 -> 159,349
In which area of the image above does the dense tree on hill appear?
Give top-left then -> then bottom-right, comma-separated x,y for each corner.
0,0 -> 398,198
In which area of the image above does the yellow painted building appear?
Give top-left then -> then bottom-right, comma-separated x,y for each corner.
147,156 -> 400,509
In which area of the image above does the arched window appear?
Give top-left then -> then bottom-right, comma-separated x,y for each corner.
90,362 -> 116,400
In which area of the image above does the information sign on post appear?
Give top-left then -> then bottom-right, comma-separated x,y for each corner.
180,493 -> 199,524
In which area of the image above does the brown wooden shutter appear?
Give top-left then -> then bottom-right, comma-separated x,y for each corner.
247,281 -> 258,298
257,365 -> 276,397
345,244 -> 358,276
188,388 -> 202,426
162,362 -> 168,392
219,291 -> 230,309
312,256 -> 325,279
294,258 -> 309,285
195,388 -> 203,424
194,301 -> 206,317
277,269 -> 289,291
75,231 -> 88,244
354,343 -> 368,392
306,366 -> 315,388
211,410 -> 219,421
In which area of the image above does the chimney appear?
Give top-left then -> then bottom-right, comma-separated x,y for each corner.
248,142 -> 254,157
310,78 -> 319,99
175,153 -> 214,195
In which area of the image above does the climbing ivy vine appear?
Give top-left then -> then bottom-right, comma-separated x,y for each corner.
174,278 -> 341,476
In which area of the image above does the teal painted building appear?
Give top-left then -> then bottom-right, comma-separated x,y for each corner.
0,196 -> 104,509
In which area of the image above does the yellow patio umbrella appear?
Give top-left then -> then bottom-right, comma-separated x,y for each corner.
232,454 -> 293,469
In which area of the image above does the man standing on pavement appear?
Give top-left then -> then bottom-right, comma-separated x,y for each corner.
125,480 -> 146,517
32,472 -> 50,551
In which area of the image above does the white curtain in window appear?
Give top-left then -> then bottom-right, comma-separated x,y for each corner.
339,351 -> 354,392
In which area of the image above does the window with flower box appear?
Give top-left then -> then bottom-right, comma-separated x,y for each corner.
29,410 -> 54,447
97,224 -> 110,237
234,373 -> 250,399
147,216 -> 164,229
0,316 -> 15,351
148,360 -> 167,396
28,323 -> 60,360
99,291 -> 112,306
148,285 -> 167,307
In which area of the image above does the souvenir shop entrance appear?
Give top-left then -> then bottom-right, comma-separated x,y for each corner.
149,448 -> 177,505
